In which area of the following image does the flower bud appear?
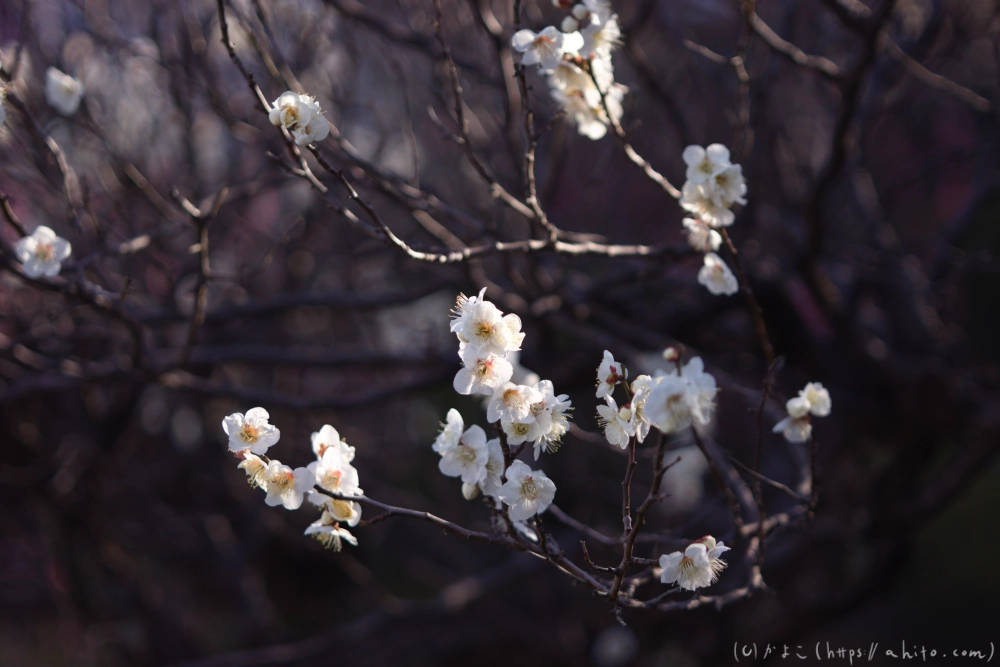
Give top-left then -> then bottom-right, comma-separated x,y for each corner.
461,482 -> 480,500
571,3 -> 589,19
662,347 -> 679,362
560,16 -> 579,32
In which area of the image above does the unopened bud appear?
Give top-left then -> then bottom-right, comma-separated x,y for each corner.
662,347 -> 679,362
461,482 -> 480,501
571,3 -> 589,19
560,15 -> 580,32
552,0 -> 573,9
696,535 -> 717,550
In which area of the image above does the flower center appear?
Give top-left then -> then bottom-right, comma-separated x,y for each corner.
512,423 -> 530,436
35,243 -> 55,262
239,424 -> 260,443
474,358 -> 494,378
457,443 -> 477,464
521,477 -> 538,501
321,469 -> 343,490
476,321 -> 495,339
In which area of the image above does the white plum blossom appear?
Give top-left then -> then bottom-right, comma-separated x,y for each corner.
530,380 -> 573,458
597,395 -> 634,448
579,9 -> 621,58
549,60 -> 623,140
267,91 -> 330,146
479,438 -> 505,499
450,287 -> 488,332
487,382 -> 543,424
698,252 -> 739,296
433,408 -> 465,453
682,144 -> 731,185
308,443 -> 361,497
659,536 -> 730,591
800,382 -> 832,417
712,164 -> 748,207
45,67 -> 84,116
498,460 -> 556,521
680,181 -> 736,228
310,424 -> 355,461
628,375 -> 654,443
502,418 -> 544,445
237,452 -> 267,489
263,460 -> 315,510
682,217 -> 722,253
644,357 -> 718,434
453,352 -> 513,396
222,407 -> 281,455
15,226 -> 72,279
455,297 -> 524,358
511,26 -> 582,74
774,382 -> 831,442
596,349 -> 623,400
305,509 -> 358,550
437,424 -> 489,485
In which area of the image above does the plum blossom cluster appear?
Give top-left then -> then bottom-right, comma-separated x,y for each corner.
773,382 -> 831,443
659,535 -> 730,591
511,0 -> 624,139
223,409 -> 363,551
595,349 -> 718,448
675,144 -> 748,297
435,289 -> 568,526
268,91 -> 331,146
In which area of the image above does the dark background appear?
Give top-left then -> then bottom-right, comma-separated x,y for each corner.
1,0 -> 998,664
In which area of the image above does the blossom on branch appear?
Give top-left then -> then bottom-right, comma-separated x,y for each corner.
697,252 -> 738,296
597,395 -> 634,448
222,407 -> 280,455
305,510 -> 358,551
15,226 -> 72,279
263,460 -> 315,510
774,382 -> 832,442
498,460 -> 556,521
644,357 -> 718,435
437,424 -> 489,485
268,90 -> 330,146
595,349 -> 623,399
659,536 -> 730,591
511,26 -> 583,74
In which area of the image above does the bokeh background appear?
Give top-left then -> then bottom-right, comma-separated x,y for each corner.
1,0 -> 999,664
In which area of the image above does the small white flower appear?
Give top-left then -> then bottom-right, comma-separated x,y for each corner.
310,424 -> 355,461
629,375 -> 654,443
595,349 -> 623,400
501,418 -> 543,445
267,91 -> 329,146
773,415 -> 812,443
682,144 -> 731,185
487,382 -> 543,424
579,10 -> 621,58
15,226 -> 72,278
450,287 -> 488,332
453,352 -> 514,396
548,60 -> 623,140
222,407 -> 280,455
786,396 -> 811,420
237,452 -> 267,489
433,409 -> 465,453
712,164 -> 748,207
511,26 -> 580,74
698,252 -> 739,296
304,510 -> 358,550
682,217 -> 722,253
596,395 -> 634,448
438,424 -> 489,485
531,380 -> 572,459
479,438 -> 505,499
680,181 -> 735,228
263,460 -> 316,510
45,67 -> 84,116
456,297 -> 523,358
799,382 -> 831,417
498,460 -> 556,521
644,357 -> 718,434
308,445 -> 361,497
659,536 -> 729,590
